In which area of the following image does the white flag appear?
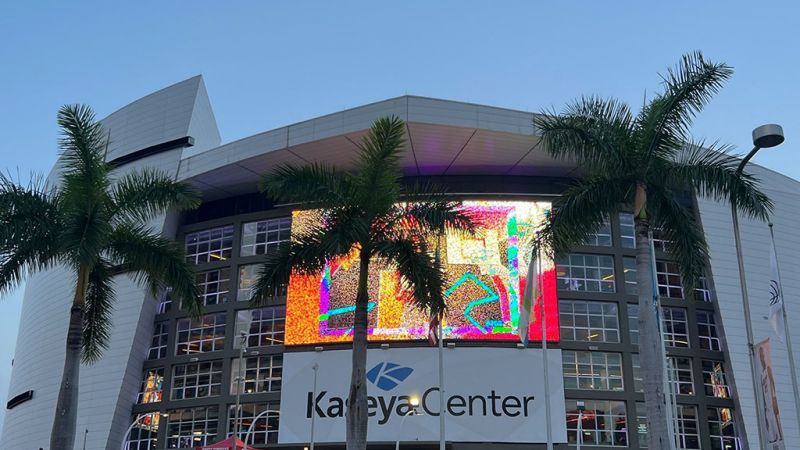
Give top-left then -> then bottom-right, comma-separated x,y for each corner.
769,237 -> 786,342
518,252 -> 539,346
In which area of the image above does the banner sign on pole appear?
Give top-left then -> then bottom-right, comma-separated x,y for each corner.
754,339 -> 785,450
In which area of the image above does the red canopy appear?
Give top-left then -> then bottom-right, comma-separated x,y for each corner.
195,436 -> 256,450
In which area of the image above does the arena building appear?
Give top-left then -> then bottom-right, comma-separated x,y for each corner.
3,76 -> 800,450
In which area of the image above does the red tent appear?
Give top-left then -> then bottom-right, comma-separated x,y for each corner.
195,436 -> 257,450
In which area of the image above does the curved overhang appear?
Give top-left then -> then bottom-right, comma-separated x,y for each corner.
177,96 -> 578,201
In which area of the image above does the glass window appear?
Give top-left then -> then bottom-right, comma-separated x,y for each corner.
556,254 -> 616,293
566,399 -> 628,446
559,300 -> 620,343
584,219 -> 613,247
125,413 -> 160,450
157,289 -> 172,314
668,357 -> 695,396
171,361 -> 223,400
619,213 -> 635,249
635,402 -> 647,448
656,260 -> 684,299
231,355 -> 283,395
235,307 -> 286,348
694,276 -> 713,302
702,360 -> 732,399
228,403 -> 280,445
148,322 -> 169,360
240,217 -> 291,257
623,257 -> 638,295
662,307 -> 689,348
707,407 -> 741,450
166,406 -> 218,448
637,403 -> 700,449
196,268 -> 231,306
137,368 -> 164,404
185,225 -> 234,264
697,311 -> 722,351
562,351 -> 623,391
237,264 -> 288,302
652,228 -> 670,252
674,405 -> 701,449
628,304 -> 639,346
175,313 -> 226,355
631,354 -> 643,392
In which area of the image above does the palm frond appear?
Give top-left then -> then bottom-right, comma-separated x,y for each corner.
0,175 -> 62,294
539,175 -> 633,255
250,223 -> 357,305
81,260 -> 115,363
649,185 -> 709,290
353,116 -> 405,213
57,104 -> 109,177
374,236 -> 446,317
636,51 -> 733,160
260,162 -> 353,208
534,96 -> 634,173
665,141 -> 773,220
106,223 -> 202,317
110,168 -> 200,222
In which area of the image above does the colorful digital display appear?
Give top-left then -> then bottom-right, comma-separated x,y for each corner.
285,200 -> 559,345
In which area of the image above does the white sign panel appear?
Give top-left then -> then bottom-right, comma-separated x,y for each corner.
278,347 -> 567,444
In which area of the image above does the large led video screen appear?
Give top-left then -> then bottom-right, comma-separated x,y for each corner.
284,200 -> 558,345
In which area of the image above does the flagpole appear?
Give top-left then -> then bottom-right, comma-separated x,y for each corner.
768,223 -> 800,435
538,247 -> 553,450
438,318 -> 445,450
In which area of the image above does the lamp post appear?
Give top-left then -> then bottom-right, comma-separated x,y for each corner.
120,412 -> 167,450
310,362 -> 319,450
234,331 -> 248,441
731,123 -> 784,450
395,397 -> 421,450
576,400 -> 585,450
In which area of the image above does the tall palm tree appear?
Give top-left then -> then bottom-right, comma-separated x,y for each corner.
253,116 -> 473,450
0,105 -> 202,450
533,52 -> 772,449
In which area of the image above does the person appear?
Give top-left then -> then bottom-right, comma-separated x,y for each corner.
759,345 -> 784,444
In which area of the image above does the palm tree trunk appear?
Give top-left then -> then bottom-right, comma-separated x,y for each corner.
50,267 -> 88,450
346,249 -> 370,450
634,218 -> 670,450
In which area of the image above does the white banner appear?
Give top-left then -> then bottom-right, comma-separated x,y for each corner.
755,339 -> 785,450
278,347 -> 567,444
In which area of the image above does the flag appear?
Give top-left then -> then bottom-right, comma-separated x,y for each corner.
519,252 -> 539,346
428,311 -> 440,346
754,339 -> 785,449
769,235 -> 786,342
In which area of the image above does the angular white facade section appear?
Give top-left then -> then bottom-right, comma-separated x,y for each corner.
1,76 -> 219,450
698,164 -> 800,449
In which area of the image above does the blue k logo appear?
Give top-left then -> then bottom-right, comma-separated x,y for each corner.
366,362 -> 413,391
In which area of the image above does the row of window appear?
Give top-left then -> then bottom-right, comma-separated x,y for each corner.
184,217 -> 291,264
566,400 -> 738,449
148,307 -> 286,360
127,402 -> 738,450
127,403 -> 280,449
556,253 -> 711,301
562,350 -> 732,398
559,300 -> 721,350
584,213 -> 670,251
138,354 -> 282,404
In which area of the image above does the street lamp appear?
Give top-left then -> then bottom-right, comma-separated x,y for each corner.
233,331 -> 248,441
395,396 -> 422,450
120,412 -> 167,450
731,123 -> 783,450
310,362 -> 320,450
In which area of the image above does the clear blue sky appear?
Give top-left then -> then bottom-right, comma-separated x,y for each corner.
1,0 -> 799,431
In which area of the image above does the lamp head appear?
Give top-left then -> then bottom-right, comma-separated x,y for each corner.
752,124 -> 784,149
410,396 -> 420,407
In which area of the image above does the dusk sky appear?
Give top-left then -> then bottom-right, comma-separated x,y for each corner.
1,1 -> 799,430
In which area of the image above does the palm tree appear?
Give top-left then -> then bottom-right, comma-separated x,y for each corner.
253,116 -> 473,450
533,52 -> 772,449
0,105 -> 202,450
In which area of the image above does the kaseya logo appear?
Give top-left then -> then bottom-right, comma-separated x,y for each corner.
367,362 -> 413,391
